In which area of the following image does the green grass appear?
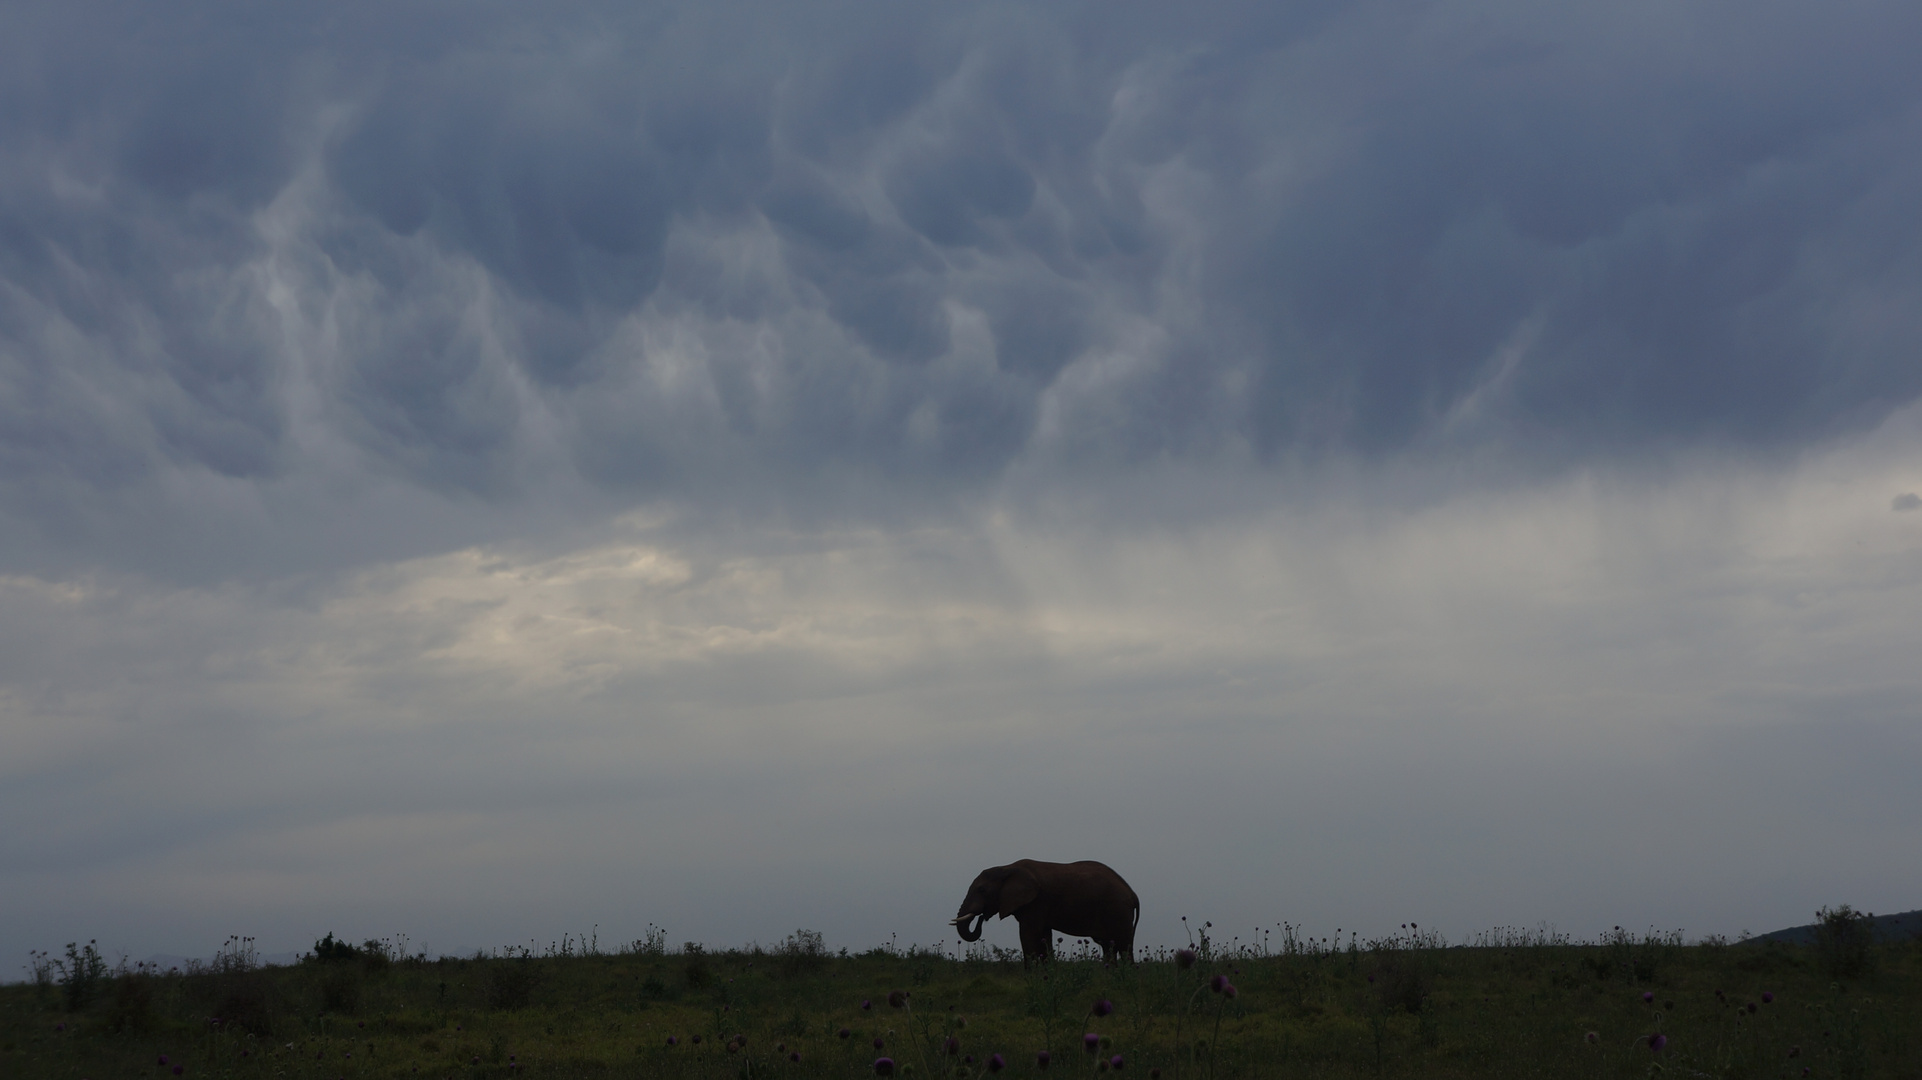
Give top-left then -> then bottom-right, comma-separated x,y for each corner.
5,928 -> 1918,1079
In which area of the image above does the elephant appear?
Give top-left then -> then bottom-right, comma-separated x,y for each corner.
950,859 -> 1139,963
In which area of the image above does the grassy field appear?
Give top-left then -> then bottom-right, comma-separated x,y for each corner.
5,921 -> 1917,1079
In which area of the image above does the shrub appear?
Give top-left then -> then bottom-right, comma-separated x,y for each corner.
683,944 -> 711,989
311,933 -> 362,963
104,965 -> 155,1033
54,941 -> 109,1012
484,959 -> 540,1010
778,929 -> 828,977
319,967 -> 362,1014
1814,905 -> 1875,979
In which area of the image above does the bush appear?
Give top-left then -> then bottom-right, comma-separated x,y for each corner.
484,959 -> 540,1011
103,966 -> 155,1033
1815,905 -> 1875,979
311,932 -> 362,963
319,967 -> 362,1014
682,944 -> 711,989
778,929 -> 828,978
54,941 -> 109,1012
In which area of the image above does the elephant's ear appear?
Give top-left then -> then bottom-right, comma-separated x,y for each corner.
997,866 -> 1040,917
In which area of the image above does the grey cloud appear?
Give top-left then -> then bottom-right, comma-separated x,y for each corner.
1895,492 -> 1921,512
2,0 -> 1922,581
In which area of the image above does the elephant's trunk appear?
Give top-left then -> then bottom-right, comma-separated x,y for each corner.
953,913 -> 986,942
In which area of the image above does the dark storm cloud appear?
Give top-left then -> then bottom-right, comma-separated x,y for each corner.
3,0 -> 1921,577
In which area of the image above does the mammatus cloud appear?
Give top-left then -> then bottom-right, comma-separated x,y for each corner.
4,0 -> 1922,581
2,0 -> 1921,964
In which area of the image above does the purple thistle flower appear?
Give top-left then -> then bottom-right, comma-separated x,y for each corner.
1223,983 -> 1238,999
1642,992 -> 1655,1003
1111,1054 -> 1125,1070
1210,974 -> 1228,993
1584,1032 -> 1599,1044
839,1028 -> 852,1039
1650,1033 -> 1668,1053
1093,999 -> 1114,1017
691,1035 -> 702,1044
944,1036 -> 960,1056
666,1036 -> 678,1047
791,1052 -> 802,1063
1084,1033 -> 1101,1054
874,1038 -> 885,1050
987,1053 -> 1005,1072
159,1056 -> 170,1066
1174,949 -> 1196,969
965,1055 -> 974,1064
861,999 -> 872,1010
873,1056 -> 895,1076
1036,1049 -> 1052,1070
1762,992 -> 1774,1004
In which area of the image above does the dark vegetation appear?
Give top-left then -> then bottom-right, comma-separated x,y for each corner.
5,919 -> 1919,1078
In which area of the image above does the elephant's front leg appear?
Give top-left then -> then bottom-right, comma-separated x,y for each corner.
1016,918 -> 1053,961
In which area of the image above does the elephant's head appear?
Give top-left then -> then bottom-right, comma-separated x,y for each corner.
950,863 -> 1040,942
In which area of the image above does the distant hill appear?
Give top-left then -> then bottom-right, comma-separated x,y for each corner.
1741,909 -> 1922,946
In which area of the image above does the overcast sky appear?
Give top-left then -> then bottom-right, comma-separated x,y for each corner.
5,0 -> 1922,968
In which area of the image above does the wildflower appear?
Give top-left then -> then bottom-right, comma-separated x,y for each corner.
965,1055 -> 974,1064
1084,1033 -> 1101,1054
692,1035 -> 702,1044
1642,992 -> 1654,1003
986,1053 -> 1005,1072
1093,999 -> 1114,1017
944,1037 -> 960,1056
874,1038 -> 885,1050
1762,991 -> 1774,1004
873,1057 -> 896,1076
159,1057 -> 170,1067
1109,1053 -> 1126,1069
888,990 -> 909,1008
1036,1049 -> 1052,1070
839,1029 -> 852,1039
1175,949 -> 1196,970
54,1024 -> 64,1033
1210,975 -> 1228,993
791,1052 -> 802,1063
666,1037 -> 678,1047
862,1000 -> 873,1010
1584,1032 -> 1599,1044
1650,1034 -> 1668,1053
1789,1046 -> 1800,1058
1223,983 -> 1238,999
